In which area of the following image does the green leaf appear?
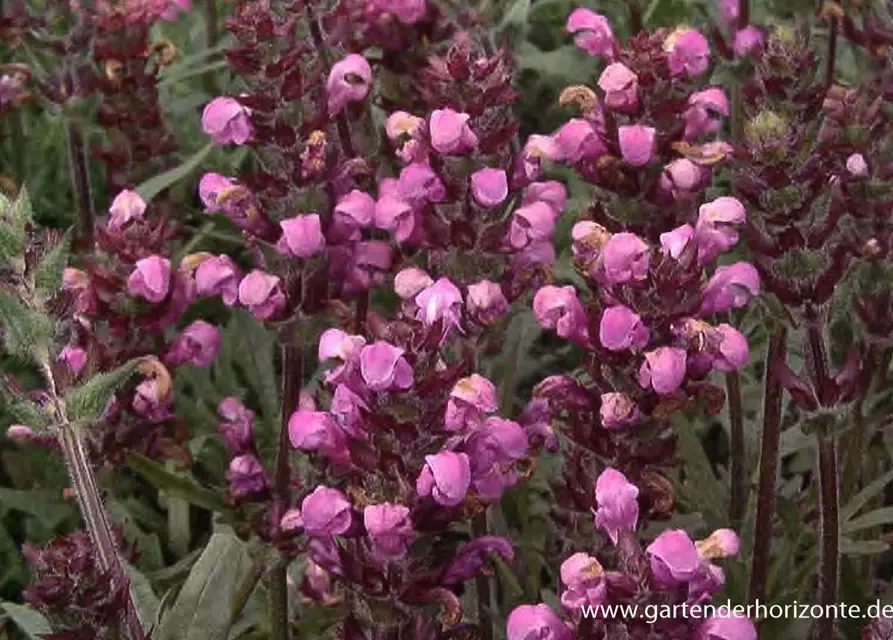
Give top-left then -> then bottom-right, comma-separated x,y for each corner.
496,0 -> 531,33
65,359 -> 142,423
158,60 -> 230,88
294,605 -> 347,637
842,506 -> 893,534
840,538 -> 890,555
35,228 -> 72,291
136,143 -> 214,203
218,310 -> 278,426
125,452 -> 228,513
124,561 -> 161,630
9,189 -> 34,227
2,398 -> 48,432
0,487 -> 76,528
841,467 -> 893,521
0,225 -> 24,266
0,291 -> 53,361
673,417 -> 727,526
0,602 -> 52,639
155,533 -> 253,640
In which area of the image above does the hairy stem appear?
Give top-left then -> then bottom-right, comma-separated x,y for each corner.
472,511 -> 493,640
748,325 -> 788,605
726,369 -> 746,526
65,120 -> 94,246
815,436 -> 840,640
269,558 -> 291,640
824,17 -> 838,89
40,362 -> 144,639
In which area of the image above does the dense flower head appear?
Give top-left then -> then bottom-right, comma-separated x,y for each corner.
202,97 -> 252,145
327,54 -> 373,116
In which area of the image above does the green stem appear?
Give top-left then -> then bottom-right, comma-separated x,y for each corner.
269,558 -> 290,640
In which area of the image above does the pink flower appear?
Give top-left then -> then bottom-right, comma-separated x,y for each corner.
59,345 -> 88,376
359,341 -> 413,391
599,305 -> 650,351
6,425 -> 35,443
694,196 -> 747,263
416,451 -> 472,507
237,270 -> 286,319
226,455 -> 268,499
166,320 -> 221,367
523,181 -> 567,215
533,285 -> 588,342
301,486 -> 352,536
327,54 -> 373,116
107,190 -> 146,231
466,280 -> 508,326
699,262 -> 760,315
445,374 -> 499,432
718,0 -> 738,27
847,153 -> 868,178
465,417 -> 528,498
506,604 -> 571,640
618,125 -> 656,167
217,397 -> 254,456
127,255 -> 171,303
660,224 -> 695,260
601,232 -> 650,284
364,503 -> 414,558
665,28 -> 710,77
198,172 -> 234,213
659,159 -> 703,195
288,409 -> 349,467
277,214 -> 325,259
415,277 -> 463,329
394,267 -> 433,299
318,328 -> 365,362
195,255 -> 242,306
374,194 -> 416,243
696,528 -> 741,558
638,346 -> 688,394
429,108 -> 478,155
684,87 -> 729,139
711,324 -> 750,372
560,552 -> 605,609
508,202 -> 558,249
566,8 -> 614,57
647,529 -> 703,586
554,119 -> 606,163
391,0 -> 426,24
202,97 -> 252,145
733,26 -> 764,57
593,467 -> 639,543
398,163 -> 446,204
600,392 -> 641,429
695,609 -> 757,640
598,63 -> 639,112
161,0 -> 191,20
471,168 -> 509,207
332,190 -> 375,241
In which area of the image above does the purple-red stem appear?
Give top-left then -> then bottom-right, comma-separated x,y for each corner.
816,436 -> 840,640
748,325 -> 788,605
472,511 -> 493,640
726,369 -> 746,525
203,0 -> 219,95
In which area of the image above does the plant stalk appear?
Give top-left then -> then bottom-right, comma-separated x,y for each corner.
726,369 -> 746,526
64,119 -> 94,246
203,0 -> 219,95
815,436 -> 840,640
748,325 -> 787,605
824,17 -> 838,89
472,511 -> 493,640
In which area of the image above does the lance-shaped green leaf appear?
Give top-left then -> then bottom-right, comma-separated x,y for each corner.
136,143 -> 214,203
65,358 -> 142,423
1,602 -> 52,640
36,228 -> 73,291
9,188 -> 34,227
0,291 -> 53,362
125,452 -> 228,513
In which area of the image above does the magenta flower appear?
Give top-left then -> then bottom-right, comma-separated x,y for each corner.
301,486 -> 352,536
711,324 -> 750,372
237,270 -> 286,320
647,529 -> 703,586
465,417 -> 529,498
195,254 -> 242,306
566,8 -> 614,57
523,181 -> 567,215
554,119 -> 606,163
414,277 -> 463,329
394,267 -> 433,299
718,0 -> 738,26
733,26 -> 764,57
665,28 -> 710,77
533,285 -> 588,342
466,280 -> 509,326
695,608 -> 757,640
226,455 -> 268,499
363,503 -> 414,559
847,153 -> 868,178
598,63 -> 639,112
288,409 -> 349,467
391,0 -> 426,23
416,451 -> 472,506
600,392 -> 641,429
398,162 -> 446,204
277,214 -> 325,259
344,241 -> 393,292
127,255 -> 171,303
6,425 -> 35,443
506,604 -> 571,640
599,305 -> 650,351
660,159 -> 703,195
684,87 -> 729,139
334,190 -> 375,232
699,262 -> 760,315
471,167 -> 509,208
639,346 -> 688,394
359,341 -> 413,391
518,134 -> 563,180
660,224 -> 695,260
618,125 -> 656,167
695,196 -> 746,263
560,552 -> 605,609
374,193 -> 416,243
429,108 -> 478,155
201,97 -> 252,145
593,467 -> 639,543
445,374 -> 499,432
107,190 -> 146,232
198,172 -> 233,213
58,345 -> 87,376
217,397 -> 254,456
326,54 -> 372,116
318,328 -> 365,362
601,232 -> 650,284
166,320 -> 221,367
509,202 -> 558,249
